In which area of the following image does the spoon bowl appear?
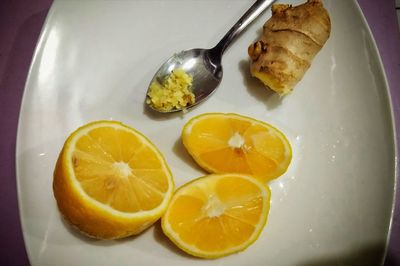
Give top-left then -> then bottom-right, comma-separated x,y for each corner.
146,0 -> 276,113
147,48 -> 222,113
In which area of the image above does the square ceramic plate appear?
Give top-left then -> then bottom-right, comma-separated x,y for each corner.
16,0 -> 396,265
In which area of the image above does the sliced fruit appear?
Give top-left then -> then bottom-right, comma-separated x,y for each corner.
182,113 -> 292,182
162,173 -> 270,258
53,120 -> 174,239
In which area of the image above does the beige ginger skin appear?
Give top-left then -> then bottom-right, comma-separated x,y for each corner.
248,0 -> 331,95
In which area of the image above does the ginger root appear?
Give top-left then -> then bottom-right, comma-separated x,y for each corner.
248,0 -> 331,95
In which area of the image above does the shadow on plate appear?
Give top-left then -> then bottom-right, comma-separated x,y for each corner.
238,59 -> 283,111
172,137 -> 206,174
59,213 -> 150,247
297,242 -> 392,266
152,220 -> 194,259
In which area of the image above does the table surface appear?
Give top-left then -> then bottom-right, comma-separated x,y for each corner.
1,0 -> 400,265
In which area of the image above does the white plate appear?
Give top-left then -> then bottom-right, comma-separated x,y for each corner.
16,0 -> 396,265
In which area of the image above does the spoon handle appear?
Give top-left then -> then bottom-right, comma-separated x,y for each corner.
212,0 -> 276,57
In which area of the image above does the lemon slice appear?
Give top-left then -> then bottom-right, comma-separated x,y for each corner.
182,113 -> 292,182
162,174 -> 270,258
53,120 -> 174,239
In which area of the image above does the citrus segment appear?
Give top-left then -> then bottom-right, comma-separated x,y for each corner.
53,120 -> 174,239
182,113 -> 292,182
162,174 -> 270,258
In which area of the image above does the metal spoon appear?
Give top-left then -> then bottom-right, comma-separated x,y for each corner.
146,0 -> 276,113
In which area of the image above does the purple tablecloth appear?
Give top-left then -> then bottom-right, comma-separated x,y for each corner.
1,0 -> 399,265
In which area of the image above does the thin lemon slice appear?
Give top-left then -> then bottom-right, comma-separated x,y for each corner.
182,113 -> 292,182
53,120 -> 174,239
162,174 -> 270,258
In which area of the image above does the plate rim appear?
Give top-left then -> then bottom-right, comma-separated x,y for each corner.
14,0 -> 400,265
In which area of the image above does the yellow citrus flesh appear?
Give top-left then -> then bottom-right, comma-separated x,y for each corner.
162,174 -> 270,258
182,113 -> 292,183
53,120 -> 174,239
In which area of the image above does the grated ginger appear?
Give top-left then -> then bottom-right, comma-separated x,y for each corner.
146,69 -> 195,112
